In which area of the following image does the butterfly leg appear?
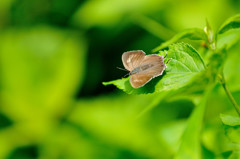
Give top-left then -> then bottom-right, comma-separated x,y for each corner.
165,58 -> 172,64
164,52 -> 168,59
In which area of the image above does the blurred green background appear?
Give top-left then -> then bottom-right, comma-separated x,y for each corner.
0,0 -> 240,158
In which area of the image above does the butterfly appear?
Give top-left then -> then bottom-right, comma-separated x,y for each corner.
121,50 -> 171,88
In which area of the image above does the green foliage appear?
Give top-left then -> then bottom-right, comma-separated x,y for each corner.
220,114 -> 240,158
103,13 -> 240,159
175,86 -> 213,159
221,114 -> 240,126
0,26 -> 86,158
218,14 -> 240,34
220,114 -> 240,143
68,94 -> 175,158
153,28 -> 208,52
217,29 -> 240,50
217,14 -> 240,50
1,1 -> 240,159
224,44 -> 240,92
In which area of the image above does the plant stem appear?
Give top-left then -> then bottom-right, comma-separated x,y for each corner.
219,72 -> 240,116
205,20 -> 240,116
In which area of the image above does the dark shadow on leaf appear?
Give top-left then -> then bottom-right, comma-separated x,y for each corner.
7,145 -> 38,159
0,112 -> 13,129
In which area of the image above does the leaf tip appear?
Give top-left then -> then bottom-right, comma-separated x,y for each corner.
102,81 -> 111,86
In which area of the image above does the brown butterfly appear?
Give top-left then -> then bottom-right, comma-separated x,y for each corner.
121,50 -> 171,88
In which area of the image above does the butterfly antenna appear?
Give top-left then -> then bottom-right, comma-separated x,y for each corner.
165,58 -> 172,64
116,67 -> 128,72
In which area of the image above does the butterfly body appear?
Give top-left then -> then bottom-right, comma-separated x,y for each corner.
122,50 -> 170,88
131,63 -> 157,75
130,67 -> 141,75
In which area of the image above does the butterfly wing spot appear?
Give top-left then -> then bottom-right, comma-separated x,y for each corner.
127,55 -> 135,64
122,50 -> 145,71
130,74 -> 152,88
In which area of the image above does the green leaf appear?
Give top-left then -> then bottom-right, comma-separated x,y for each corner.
204,19 -> 214,44
68,94 -> 173,158
225,127 -> 240,144
103,42 -> 205,95
224,43 -> 240,92
217,14 -> 240,50
228,151 -> 240,159
220,114 -> 240,126
216,29 -> 240,50
220,114 -> 240,153
132,14 -> 174,41
0,26 -> 87,113
71,0 -> 170,28
174,86 -> 213,159
0,26 -> 87,158
152,28 -> 208,52
218,14 -> 240,34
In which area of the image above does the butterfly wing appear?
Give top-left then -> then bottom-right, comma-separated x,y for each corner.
122,50 -> 145,71
140,54 -> 166,77
129,54 -> 166,88
130,74 -> 152,88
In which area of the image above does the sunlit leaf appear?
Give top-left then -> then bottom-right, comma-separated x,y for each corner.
220,114 -> 240,126
220,114 -> 240,157
218,14 -> 240,34
39,124 -> 120,159
132,14 -> 174,41
224,43 -> 240,92
220,114 -> 240,143
0,26 -> 87,158
216,14 -> 240,50
68,94 -> 173,158
228,151 -> 240,159
217,29 -> 240,50
103,42 -> 205,94
174,86 -> 213,159
71,0 -> 169,28
0,26 -> 86,118
153,28 -> 207,52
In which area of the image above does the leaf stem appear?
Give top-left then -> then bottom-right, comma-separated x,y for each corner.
131,14 -> 175,41
219,72 -> 240,116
